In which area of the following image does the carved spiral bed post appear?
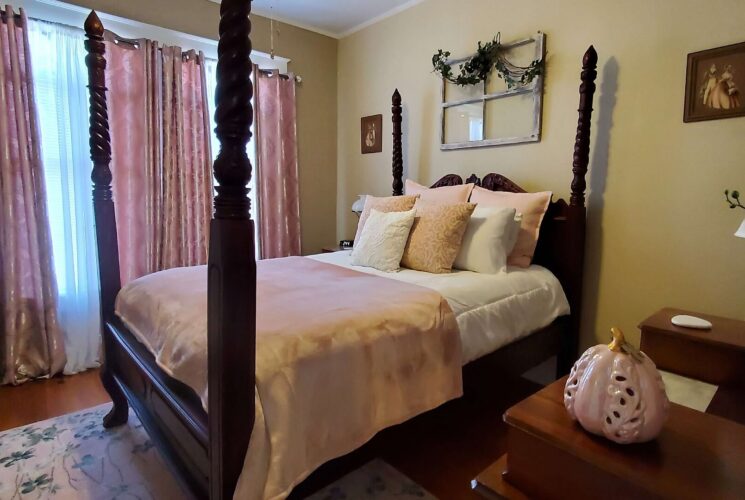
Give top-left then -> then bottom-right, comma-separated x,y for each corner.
559,45 -> 598,374
208,0 -> 256,498
392,89 -> 403,196
84,11 -> 128,428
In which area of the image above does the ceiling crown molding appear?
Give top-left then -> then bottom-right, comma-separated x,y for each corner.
207,0 -> 425,39
337,0 -> 424,38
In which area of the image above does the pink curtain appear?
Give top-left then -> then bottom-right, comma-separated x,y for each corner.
105,38 -> 212,285
0,7 -> 65,384
255,68 -> 301,259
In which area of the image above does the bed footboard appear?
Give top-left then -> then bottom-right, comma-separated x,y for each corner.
106,319 -> 209,498
84,12 -> 129,430
207,1 -> 257,498
85,1 -> 258,499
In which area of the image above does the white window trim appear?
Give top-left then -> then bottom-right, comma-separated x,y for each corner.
15,0 -> 289,72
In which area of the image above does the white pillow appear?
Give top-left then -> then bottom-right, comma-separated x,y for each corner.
453,206 -> 520,274
351,208 -> 416,272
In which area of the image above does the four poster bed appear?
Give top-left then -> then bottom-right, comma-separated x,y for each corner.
83,1 -> 598,498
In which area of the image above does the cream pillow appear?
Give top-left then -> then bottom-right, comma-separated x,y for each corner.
351,208 -> 416,272
454,206 -> 520,274
469,186 -> 551,268
405,179 -> 474,204
353,194 -> 419,245
401,201 -> 476,274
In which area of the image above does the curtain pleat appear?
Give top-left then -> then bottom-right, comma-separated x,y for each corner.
0,7 -> 65,384
105,39 -> 212,285
255,69 -> 301,259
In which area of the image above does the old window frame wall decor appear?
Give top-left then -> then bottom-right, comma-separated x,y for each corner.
440,32 -> 546,150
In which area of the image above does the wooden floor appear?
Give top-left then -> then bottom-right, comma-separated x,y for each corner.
0,369 -> 110,432
0,368 -> 542,499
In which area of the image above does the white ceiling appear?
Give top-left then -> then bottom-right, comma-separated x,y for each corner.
214,0 -> 424,39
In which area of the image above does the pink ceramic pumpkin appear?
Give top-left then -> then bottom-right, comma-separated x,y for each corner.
564,328 -> 669,444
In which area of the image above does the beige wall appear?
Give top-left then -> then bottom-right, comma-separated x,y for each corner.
338,0 -> 745,348
62,0 -> 338,255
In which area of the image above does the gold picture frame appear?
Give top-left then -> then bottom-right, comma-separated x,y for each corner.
684,41 -> 745,123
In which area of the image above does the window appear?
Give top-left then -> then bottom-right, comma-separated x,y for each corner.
29,19 -> 101,374
30,20 -> 93,298
31,22 -> 269,294
23,2 -> 282,373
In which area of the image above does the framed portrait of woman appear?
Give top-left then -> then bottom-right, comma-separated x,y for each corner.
684,41 -> 745,122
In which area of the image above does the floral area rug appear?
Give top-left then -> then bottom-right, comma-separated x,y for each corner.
0,404 -> 437,500
0,404 -> 181,499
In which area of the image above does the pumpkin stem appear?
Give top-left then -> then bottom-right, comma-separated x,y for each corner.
608,327 -> 626,352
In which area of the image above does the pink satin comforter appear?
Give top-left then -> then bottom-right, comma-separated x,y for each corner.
115,256 -> 462,499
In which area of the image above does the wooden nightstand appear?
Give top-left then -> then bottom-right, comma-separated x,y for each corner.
638,308 -> 745,385
639,307 -> 745,424
321,244 -> 352,253
472,377 -> 745,500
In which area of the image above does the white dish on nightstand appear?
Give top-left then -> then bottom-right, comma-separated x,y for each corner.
671,315 -> 713,330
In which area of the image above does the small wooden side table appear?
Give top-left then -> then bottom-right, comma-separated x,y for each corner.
472,377 -> 745,500
321,244 -> 352,253
638,307 -> 745,385
639,307 -> 745,424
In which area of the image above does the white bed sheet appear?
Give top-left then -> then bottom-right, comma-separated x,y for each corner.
309,251 -> 570,364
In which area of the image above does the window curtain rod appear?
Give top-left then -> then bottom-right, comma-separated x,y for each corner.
8,12 -> 200,63
0,6 -> 22,23
103,30 -> 204,63
257,67 -> 302,84
7,9 -> 300,79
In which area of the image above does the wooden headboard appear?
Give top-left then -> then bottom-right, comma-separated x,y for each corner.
389,46 -> 598,368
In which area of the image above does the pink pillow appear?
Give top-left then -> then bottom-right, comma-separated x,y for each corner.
405,179 -> 474,204
353,194 -> 419,245
469,186 -> 551,268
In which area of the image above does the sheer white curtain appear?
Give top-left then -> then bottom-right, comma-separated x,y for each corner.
204,58 -> 260,256
28,20 -> 101,374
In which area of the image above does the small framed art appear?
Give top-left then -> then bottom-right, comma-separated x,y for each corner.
361,114 -> 383,154
684,41 -> 745,123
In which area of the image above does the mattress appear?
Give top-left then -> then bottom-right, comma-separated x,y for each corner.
115,256 -> 464,499
309,251 -> 570,364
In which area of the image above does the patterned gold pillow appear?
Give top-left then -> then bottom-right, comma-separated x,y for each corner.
354,195 -> 419,245
401,201 -> 476,273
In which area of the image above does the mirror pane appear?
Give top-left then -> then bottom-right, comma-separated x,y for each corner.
444,78 -> 484,103
443,102 -> 484,144
483,93 -> 536,141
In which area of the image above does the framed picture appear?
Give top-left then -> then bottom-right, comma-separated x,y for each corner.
360,114 -> 383,154
684,41 -> 745,123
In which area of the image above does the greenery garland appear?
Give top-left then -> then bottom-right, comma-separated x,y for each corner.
432,33 -> 543,88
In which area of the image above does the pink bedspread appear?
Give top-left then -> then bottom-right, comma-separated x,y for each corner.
115,256 -> 462,499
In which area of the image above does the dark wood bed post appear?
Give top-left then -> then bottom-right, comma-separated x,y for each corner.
84,11 -> 128,428
208,0 -> 256,498
559,45 -> 598,374
392,89 -> 404,196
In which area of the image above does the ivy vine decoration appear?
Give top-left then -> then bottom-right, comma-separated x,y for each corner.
432,33 -> 543,88
724,189 -> 745,210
